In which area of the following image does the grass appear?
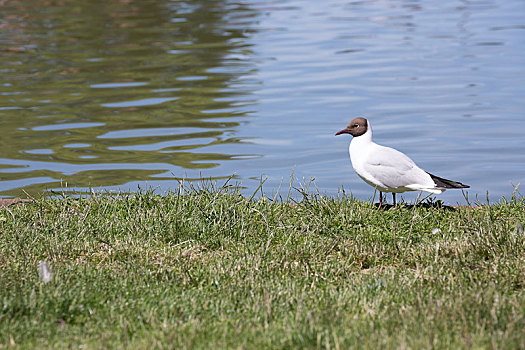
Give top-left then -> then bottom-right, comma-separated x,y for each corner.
1,181 -> 525,349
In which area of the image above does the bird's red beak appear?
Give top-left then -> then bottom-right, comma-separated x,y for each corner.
335,128 -> 349,136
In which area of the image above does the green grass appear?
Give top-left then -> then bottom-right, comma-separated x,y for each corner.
1,182 -> 525,349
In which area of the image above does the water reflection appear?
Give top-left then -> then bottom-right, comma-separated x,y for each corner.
0,0 -> 259,196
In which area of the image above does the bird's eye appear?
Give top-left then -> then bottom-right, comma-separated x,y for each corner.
354,124 -> 359,128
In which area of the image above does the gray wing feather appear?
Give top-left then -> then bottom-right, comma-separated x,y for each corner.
363,145 -> 431,189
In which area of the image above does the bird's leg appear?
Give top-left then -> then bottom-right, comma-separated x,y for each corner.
378,191 -> 383,209
392,193 -> 396,206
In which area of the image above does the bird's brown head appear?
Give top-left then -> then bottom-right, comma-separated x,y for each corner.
335,117 -> 368,137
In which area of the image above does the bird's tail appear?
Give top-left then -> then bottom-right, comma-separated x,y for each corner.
427,172 -> 470,189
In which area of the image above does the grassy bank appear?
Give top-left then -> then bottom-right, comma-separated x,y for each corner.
1,184 -> 525,349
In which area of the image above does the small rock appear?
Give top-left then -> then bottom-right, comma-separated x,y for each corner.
38,261 -> 52,283
516,222 -> 524,236
431,228 -> 442,235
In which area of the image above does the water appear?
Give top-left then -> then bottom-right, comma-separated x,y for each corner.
1,0 -> 524,203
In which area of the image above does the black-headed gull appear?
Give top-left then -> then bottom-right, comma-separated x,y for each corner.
335,117 -> 469,208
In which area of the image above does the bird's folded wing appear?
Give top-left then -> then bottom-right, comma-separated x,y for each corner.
367,145 -> 416,171
363,146 -> 429,189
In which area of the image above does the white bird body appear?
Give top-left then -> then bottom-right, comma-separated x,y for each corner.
349,125 -> 442,194
336,117 -> 469,207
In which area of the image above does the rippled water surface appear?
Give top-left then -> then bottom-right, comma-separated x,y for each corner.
1,0 -> 524,203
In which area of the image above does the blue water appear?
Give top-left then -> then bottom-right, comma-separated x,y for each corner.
1,0 -> 524,203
